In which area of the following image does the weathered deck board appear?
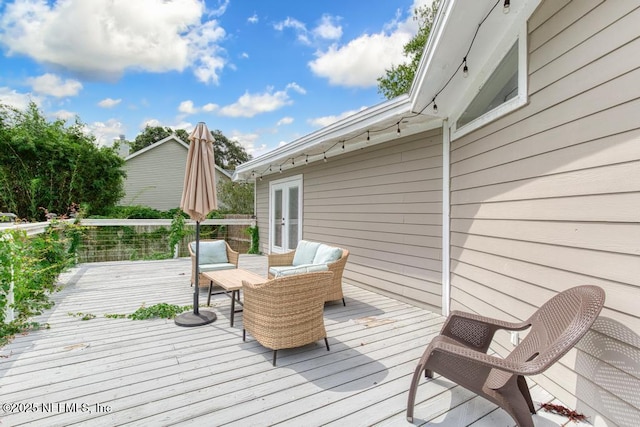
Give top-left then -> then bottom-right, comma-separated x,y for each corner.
0,256 -> 590,427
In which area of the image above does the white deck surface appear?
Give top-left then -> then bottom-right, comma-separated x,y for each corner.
0,256 -> 589,426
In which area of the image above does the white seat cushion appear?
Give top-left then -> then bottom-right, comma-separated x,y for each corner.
199,263 -> 236,272
269,263 -> 329,277
313,244 -> 342,265
193,240 -> 228,264
292,240 -> 321,266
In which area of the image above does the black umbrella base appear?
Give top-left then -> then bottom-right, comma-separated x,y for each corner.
174,310 -> 217,327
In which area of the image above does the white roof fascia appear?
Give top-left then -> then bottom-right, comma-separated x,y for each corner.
233,95 -> 417,181
124,135 -> 188,161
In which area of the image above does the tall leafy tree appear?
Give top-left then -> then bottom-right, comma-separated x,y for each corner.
0,103 -> 125,220
129,126 -> 189,153
130,125 -> 251,170
377,1 -> 440,99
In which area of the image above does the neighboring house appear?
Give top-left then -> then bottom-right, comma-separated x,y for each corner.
122,135 -> 232,211
234,1 -> 640,425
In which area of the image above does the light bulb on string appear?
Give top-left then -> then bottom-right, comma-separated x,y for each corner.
396,122 -> 401,135
323,152 -> 327,162
367,130 -> 370,141
503,0 -> 510,14
463,58 -> 469,78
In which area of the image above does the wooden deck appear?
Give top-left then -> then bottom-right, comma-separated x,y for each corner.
0,256 -> 588,426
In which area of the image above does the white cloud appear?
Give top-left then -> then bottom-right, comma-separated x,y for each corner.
307,2 -> 429,88
247,13 -> 258,24
0,87 -> 39,110
312,15 -> 342,40
26,73 -> 82,97
0,0 -> 227,83
277,116 -> 294,126
228,130 -> 265,157
177,100 -> 219,115
87,119 -> 126,146
98,98 -> 122,108
178,100 -> 198,115
308,107 -> 367,128
219,83 -> 305,118
308,30 -> 411,88
52,109 -> 77,121
273,17 -> 310,45
141,118 -> 162,128
202,103 -> 219,112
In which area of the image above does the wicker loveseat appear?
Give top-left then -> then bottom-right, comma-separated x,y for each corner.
189,239 -> 239,286
267,240 -> 349,305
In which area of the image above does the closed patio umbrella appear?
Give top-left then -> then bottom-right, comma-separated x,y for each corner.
175,122 -> 218,327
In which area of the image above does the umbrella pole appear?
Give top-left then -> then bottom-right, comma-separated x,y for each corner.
175,220 -> 216,327
193,220 -> 201,315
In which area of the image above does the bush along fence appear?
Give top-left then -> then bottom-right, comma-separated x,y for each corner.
0,221 -> 80,345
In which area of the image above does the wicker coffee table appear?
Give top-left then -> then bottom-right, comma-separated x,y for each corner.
202,269 -> 266,327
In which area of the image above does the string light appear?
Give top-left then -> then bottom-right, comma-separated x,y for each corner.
248,0 -> 505,183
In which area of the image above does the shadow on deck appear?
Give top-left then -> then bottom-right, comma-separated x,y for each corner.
0,256 -> 589,426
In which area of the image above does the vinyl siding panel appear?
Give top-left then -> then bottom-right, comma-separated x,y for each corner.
122,142 -> 188,211
449,1 -> 640,426
256,129 -> 444,312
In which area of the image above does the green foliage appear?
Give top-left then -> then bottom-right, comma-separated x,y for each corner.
128,126 -> 251,170
169,213 -> 187,258
0,221 -> 81,345
377,1 -> 440,99
210,129 -> 251,170
105,303 -> 191,320
68,312 -> 96,321
129,126 -> 189,153
218,180 -> 254,214
0,103 -> 126,220
246,225 -> 260,254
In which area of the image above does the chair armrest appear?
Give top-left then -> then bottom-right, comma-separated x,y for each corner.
441,310 -> 530,353
225,243 -> 239,267
268,251 -> 295,267
430,339 -> 542,377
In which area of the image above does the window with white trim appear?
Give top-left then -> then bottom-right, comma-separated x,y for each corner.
452,26 -> 528,138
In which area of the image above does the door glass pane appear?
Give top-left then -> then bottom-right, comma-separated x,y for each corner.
288,186 -> 299,250
274,189 -> 282,247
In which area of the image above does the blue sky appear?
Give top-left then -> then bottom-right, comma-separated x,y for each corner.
0,0 -> 429,158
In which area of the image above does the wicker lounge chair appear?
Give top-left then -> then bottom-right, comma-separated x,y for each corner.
189,239 -> 239,286
242,271 -> 334,366
268,243 -> 349,305
407,285 -> 605,427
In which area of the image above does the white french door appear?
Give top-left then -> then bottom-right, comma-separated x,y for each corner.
269,175 -> 303,253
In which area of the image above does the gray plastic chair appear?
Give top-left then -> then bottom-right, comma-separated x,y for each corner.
407,285 -> 605,427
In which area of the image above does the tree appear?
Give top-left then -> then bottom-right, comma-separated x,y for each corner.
377,0 -> 440,99
210,129 -> 251,170
217,180 -> 254,215
130,125 -> 251,170
129,126 -> 189,153
0,103 -> 126,220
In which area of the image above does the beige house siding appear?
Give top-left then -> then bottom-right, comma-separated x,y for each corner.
122,141 -> 188,210
122,138 -> 230,211
256,129 -> 444,311
449,1 -> 640,425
